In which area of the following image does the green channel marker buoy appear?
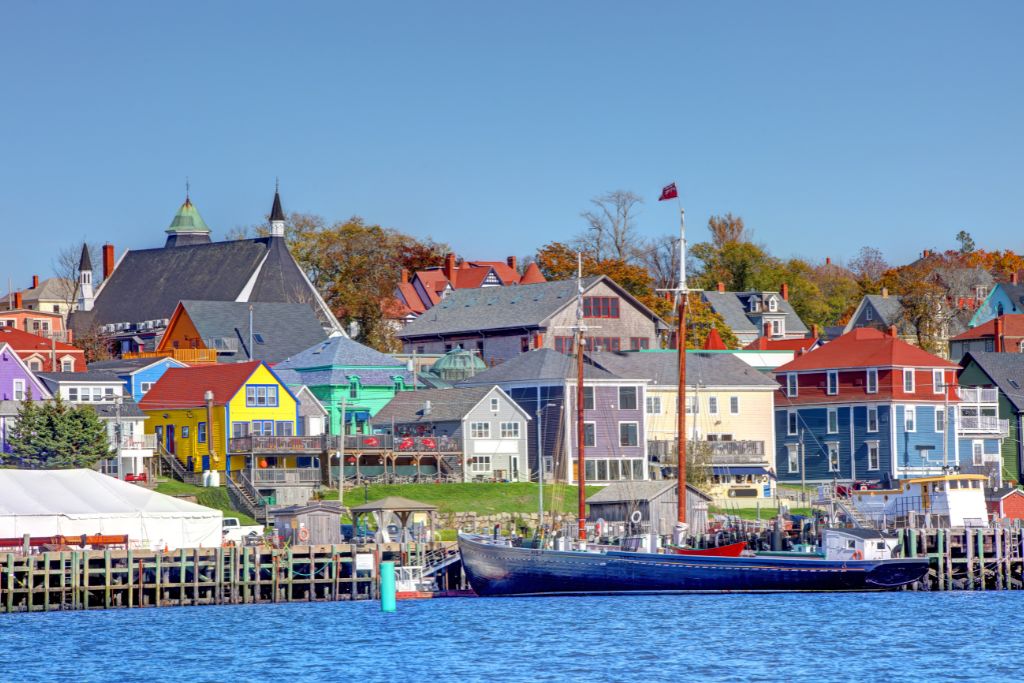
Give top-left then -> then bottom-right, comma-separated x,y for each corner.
380,561 -> 396,612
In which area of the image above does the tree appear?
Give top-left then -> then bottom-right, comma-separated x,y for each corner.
706,213 -> 748,248
5,393 -> 112,469
848,246 -> 889,288
577,190 -> 644,263
72,325 -> 114,362
685,294 -> 739,349
956,230 -> 976,254
51,242 -> 103,311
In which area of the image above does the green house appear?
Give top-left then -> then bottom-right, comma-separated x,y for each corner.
958,352 -> 1024,485
273,336 -> 416,434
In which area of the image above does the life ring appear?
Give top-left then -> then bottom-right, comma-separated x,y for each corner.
629,510 -> 643,524
851,549 -> 864,560
297,527 -> 310,543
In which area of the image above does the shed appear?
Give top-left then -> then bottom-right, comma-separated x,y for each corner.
586,481 -> 710,537
987,487 -> 1024,521
272,501 -> 345,546
348,496 -> 438,543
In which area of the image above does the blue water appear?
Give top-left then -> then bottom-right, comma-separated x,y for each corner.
0,593 -> 1017,682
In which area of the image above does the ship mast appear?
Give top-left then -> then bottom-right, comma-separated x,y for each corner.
575,253 -> 588,543
674,204 -> 688,543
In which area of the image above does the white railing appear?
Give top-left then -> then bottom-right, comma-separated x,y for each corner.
250,468 -> 322,486
958,387 -> 999,403
118,434 -> 157,450
958,415 -> 1010,435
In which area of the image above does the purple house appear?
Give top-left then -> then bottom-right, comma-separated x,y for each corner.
0,342 -> 52,454
457,348 -> 649,484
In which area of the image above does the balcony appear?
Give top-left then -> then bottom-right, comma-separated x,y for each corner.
123,348 -> 218,364
958,387 -> 999,403
229,435 -> 326,454
958,415 -> 1010,436
332,434 -> 462,453
249,467 -> 322,486
647,439 -> 768,465
116,434 -> 157,451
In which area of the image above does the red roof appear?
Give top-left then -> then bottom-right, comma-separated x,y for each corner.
139,361 -> 262,410
703,327 -> 728,350
0,327 -> 80,353
520,262 -> 546,285
464,261 -> 520,285
395,282 -> 426,314
743,336 -> 819,353
951,314 -> 1024,341
775,327 -> 956,372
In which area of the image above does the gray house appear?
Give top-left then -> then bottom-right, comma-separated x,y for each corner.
702,286 -> 809,346
586,480 -> 710,537
458,348 -> 650,485
371,385 -> 531,482
397,276 -> 667,366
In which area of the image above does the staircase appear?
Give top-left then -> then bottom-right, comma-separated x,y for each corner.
421,545 -> 461,576
157,445 -> 200,486
438,455 -> 464,481
835,498 -> 874,529
227,473 -> 267,523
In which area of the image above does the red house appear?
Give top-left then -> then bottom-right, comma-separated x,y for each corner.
0,327 -> 87,372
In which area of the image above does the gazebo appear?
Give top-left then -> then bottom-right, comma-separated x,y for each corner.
347,496 -> 438,543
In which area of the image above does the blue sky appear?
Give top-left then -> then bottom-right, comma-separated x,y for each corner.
2,2 -> 1022,287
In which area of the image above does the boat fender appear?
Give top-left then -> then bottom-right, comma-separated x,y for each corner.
714,532 -> 724,547
629,510 -> 642,524
852,549 -> 864,560
297,527 -> 310,543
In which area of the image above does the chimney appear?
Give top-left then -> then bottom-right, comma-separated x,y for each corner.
400,269 -> 409,284
781,283 -> 789,301
922,249 -> 930,258
825,257 -> 831,265
1013,271 -> 1020,286
764,322 -> 772,339
507,256 -> 517,272
995,316 -> 1004,353
31,275 -> 39,289
881,287 -> 889,298
444,253 -> 457,285
811,323 -> 819,339
13,292 -> 22,309
888,325 -> 898,338
102,244 -> 115,280
716,282 -> 725,293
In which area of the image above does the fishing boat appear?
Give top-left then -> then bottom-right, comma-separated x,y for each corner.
459,187 -> 928,595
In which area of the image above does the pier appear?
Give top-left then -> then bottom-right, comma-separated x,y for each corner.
1,541 -> 462,614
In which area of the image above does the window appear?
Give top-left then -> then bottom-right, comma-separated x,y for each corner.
139,382 -> 153,394
591,337 -> 620,352
866,307 -> 874,322
787,410 -> 798,436
349,382 -> 358,399
827,371 -> 838,395
768,297 -> 778,312
29,360 -> 40,371
786,374 -> 798,397
935,407 -> 945,432
583,386 -> 594,410
490,397 -> 499,412
771,319 -> 783,336
555,336 -> 574,355
867,442 -> 880,470
500,422 -> 520,439
181,426 -> 190,439
520,337 -> 529,353
972,441 -> 983,466
904,406 -> 916,432
276,421 -> 294,436
750,298 -> 761,313
866,368 -> 878,394
707,396 -> 719,415
61,360 -> 73,372
470,422 -> 490,439
985,338 -> 995,352
12,379 -> 25,401
619,422 -> 639,447
787,444 -> 800,473
197,422 -> 207,444
730,396 -> 740,415
471,455 -> 492,473
933,370 -> 945,395
416,345 -> 425,355
646,396 -> 662,414
232,422 -> 249,438
629,337 -> 650,351
827,408 -> 839,434
618,387 -> 638,410
583,422 -> 596,447
53,305 -> 60,313
105,387 -> 114,397
827,443 -> 840,472
68,387 -> 78,401
92,388 -> 103,401
246,385 -> 279,407
582,296 -> 620,319
251,420 -> 274,436
903,369 -> 915,393
867,407 -> 879,433
685,396 -> 699,414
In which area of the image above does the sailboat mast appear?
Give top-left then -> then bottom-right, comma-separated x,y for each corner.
575,254 -> 588,542
676,205 -> 688,528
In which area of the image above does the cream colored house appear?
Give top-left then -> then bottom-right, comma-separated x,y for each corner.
589,350 -> 779,503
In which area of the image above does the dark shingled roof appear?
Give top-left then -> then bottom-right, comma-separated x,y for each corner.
87,396 -> 146,419
587,351 -> 779,388
69,236 -> 331,333
87,357 -> 184,375
177,300 -> 328,364
270,191 -> 285,222
702,291 -> 809,336
79,243 -> 92,271
960,351 -> 1024,413
457,348 -> 621,386
371,386 -> 503,425
586,481 -> 711,503
273,336 -> 414,387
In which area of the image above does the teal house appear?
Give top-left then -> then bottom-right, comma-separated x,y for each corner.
958,352 -> 1024,485
273,336 -> 415,434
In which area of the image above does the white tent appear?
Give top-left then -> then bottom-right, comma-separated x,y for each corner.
0,469 -> 222,550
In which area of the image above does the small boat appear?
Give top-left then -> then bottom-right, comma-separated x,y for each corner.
668,541 -> 748,557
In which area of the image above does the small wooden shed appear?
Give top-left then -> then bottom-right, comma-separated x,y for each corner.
272,501 -> 345,546
586,481 -> 711,537
348,496 -> 438,543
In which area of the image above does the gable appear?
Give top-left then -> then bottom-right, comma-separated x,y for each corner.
0,344 -> 51,400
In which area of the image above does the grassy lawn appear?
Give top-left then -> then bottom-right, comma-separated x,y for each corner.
321,482 -> 601,516
709,506 -> 813,521
154,479 -> 259,526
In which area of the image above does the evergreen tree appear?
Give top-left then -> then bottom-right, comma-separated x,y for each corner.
6,393 -> 112,469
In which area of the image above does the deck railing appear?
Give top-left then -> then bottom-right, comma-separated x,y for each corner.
249,467 -> 322,486
123,348 -> 218,363
958,415 -> 1009,435
229,435 -> 326,453
958,387 -> 999,404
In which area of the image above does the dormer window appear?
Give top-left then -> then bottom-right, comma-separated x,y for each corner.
749,298 -> 761,313
768,297 -> 778,312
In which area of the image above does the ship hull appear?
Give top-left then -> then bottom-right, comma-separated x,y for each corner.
459,535 -> 928,596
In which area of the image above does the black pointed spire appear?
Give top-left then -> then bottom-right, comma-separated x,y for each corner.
270,183 -> 285,223
79,243 -> 92,271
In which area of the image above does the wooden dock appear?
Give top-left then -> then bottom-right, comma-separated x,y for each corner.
896,527 -> 1024,591
1,542 -> 460,614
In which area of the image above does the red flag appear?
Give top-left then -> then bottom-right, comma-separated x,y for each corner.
658,183 -> 678,201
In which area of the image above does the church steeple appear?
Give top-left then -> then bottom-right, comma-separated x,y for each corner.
77,243 -> 94,312
165,184 -> 212,247
269,180 -> 286,237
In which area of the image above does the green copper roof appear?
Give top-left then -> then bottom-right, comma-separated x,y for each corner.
166,197 -> 210,234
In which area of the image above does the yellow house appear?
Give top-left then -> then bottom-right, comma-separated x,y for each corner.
139,360 -> 305,475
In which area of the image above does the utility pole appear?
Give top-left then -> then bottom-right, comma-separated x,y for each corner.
114,395 -> 123,479
339,395 -> 347,505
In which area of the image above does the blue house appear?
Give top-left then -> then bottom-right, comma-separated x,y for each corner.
773,328 -> 1005,484
970,281 -> 1024,328
87,357 -> 187,402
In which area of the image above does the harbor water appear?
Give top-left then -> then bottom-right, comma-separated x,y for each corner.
0,593 -> 1016,683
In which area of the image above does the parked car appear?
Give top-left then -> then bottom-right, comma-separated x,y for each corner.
222,517 -> 264,544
